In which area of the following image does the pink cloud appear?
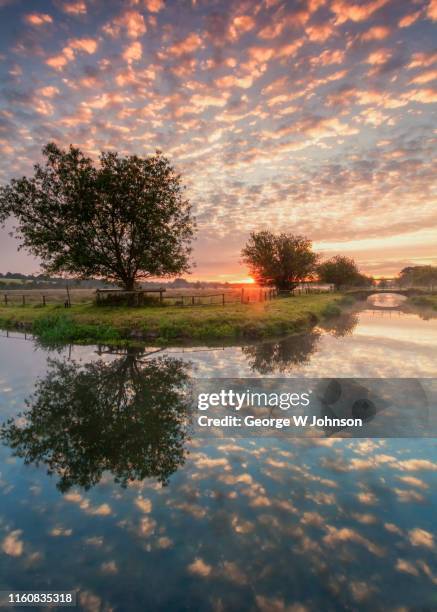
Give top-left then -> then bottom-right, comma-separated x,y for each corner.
258,10 -> 309,39
122,41 -> 142,63
215,74 -> 254,89
103,10 -> 146,39
407,88 -> 437,103
307,0 -> 327,12
366,49 -> 391,65
69,38 -> 98,53
144,0 -> 164,12
46,37 -> 98,70
331,0 -> 389,24
408,50 -> 437,68
427,0 -> 437,21
36,86 -> 60,97
360,26 -> 391,41
59,1 -> 87,15
23,13 -> 53,26
398,10 -> 422,28
305,22 -> 335,42
312,48 -> 345,66
83,92 -> 127,109
34,99 -> 55,116
228,15 -> 255,40
166,33 -> 202,56
248,46 -> 274,63
46,49 -> 74,70
277,40 -> 304,59
409,69 -> 437,84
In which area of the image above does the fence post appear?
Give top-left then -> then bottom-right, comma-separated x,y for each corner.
241,288 -> 244,303
222,293 -> 225,306
159,290 -> 163,304
22,295 -> 25,306
42,295 -> 46,306
4,294 -> 7,306
191,296 -> 195,306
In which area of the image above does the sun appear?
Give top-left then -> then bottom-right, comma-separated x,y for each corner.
235,277 -> 255,284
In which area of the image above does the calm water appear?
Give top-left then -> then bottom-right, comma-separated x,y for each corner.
0,294 -> 437,611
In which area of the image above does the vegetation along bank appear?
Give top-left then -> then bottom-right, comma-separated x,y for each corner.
0,294 -> 350,346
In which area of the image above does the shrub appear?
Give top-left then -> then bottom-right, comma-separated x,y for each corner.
321,303 -> 341,318
95,291 -> 161,307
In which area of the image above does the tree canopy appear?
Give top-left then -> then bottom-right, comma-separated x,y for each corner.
398,265 -> 437,289
318,255 -> 368,290
0,143 -> 195,290
241,231 -> 318,290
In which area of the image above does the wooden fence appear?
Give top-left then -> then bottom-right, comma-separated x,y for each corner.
95,287 -> 278,306
1,285 -> 331,308
3,292 -> 70,307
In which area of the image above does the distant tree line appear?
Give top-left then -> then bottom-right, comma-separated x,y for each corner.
398,266 -> 437,290
0,274 -> 111,290
0,273 -> 238,291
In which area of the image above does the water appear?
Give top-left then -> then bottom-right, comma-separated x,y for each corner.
0,294 -> 437,611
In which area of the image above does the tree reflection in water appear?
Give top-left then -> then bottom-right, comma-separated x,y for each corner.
0,349 -> 192,492
242,311 -> 359,374
242,331 -> 321,374
319,311 -> 359,338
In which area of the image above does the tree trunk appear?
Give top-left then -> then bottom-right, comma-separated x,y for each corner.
276,279 -> 297,291
124,278 -> 136,291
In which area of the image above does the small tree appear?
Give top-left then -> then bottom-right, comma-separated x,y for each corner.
354,273 -> 374,287
318,255 -> 361,290
0,143 -> 195,291
241,231 -> 318,291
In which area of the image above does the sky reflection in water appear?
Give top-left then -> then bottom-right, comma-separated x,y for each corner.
0,298 -> 437,611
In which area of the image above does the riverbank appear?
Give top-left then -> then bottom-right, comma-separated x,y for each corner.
408,295 -> 437,310
0,293 -> 349,345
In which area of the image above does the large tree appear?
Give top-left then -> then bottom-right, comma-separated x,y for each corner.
241,231 -> 318,291
0,143 -> 195,290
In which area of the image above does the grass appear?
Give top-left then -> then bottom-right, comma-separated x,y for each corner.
408,295 -> 437,310
0,293 -> 348,346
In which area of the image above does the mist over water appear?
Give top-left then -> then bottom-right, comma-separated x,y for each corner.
0,295 -> 436,611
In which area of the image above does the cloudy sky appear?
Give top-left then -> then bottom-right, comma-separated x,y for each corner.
0,0 -> 436,281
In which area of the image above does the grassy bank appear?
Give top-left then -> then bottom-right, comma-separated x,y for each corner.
408,295 -> 437,310
0,293 -> 349,345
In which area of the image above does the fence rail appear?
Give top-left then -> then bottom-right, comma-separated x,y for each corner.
1,285 -> 333,308
3,293 -> 70,307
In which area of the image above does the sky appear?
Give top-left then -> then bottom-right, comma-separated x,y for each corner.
0,0 -> 436,282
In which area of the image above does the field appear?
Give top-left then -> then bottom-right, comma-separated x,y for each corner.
0,285 -> 272,307
0,287 -> 95,306
0,291 -> 346,345
0,285 -> 330,307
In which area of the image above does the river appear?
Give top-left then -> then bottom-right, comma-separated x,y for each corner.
0,294 -> 436,611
